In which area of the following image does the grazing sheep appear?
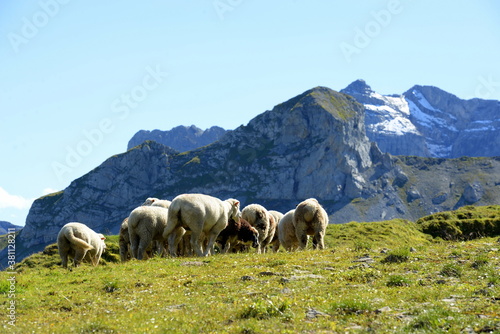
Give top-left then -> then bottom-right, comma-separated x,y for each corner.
268,210 -> 284,252
128,206 -> 169,260
293,198 -> 328,250
217,218 -> 259,253
162,193 -> 241,257
57,222 -> 106,268
142,197 -> 171,209
119,218 -> 131,262
119,217 -> 162,261
277,210 -> 299,251
241,204 -> 275,254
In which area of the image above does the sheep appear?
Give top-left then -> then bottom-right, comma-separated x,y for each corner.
241,204 -> 275,254
217,218 -> 259,253
293,198 -> 329,250
119,217 -> 164,261
268,210 -> 284,252
128,206 -> 170,260
162,193 -> 241,257
142,197 -> 171,209
57,222 -> 106,268
119,218 -> 131,262
277,210 -> 299,251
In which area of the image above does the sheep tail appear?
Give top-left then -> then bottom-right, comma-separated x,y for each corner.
66,229 -> 94,251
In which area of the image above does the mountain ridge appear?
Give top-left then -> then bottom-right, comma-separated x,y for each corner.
127,125 -> 228,152
2,85 -> 500,268
0,221 -> 22,235
342,79 -> 500,158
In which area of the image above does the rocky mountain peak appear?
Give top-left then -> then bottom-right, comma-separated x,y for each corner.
342,81 -> 500,158
127,125 -> 228,152
341,79 -> 374,96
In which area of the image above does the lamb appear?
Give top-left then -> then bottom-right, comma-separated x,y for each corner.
217,218 -> 259,253
241,204 -> 275,254
128,206 -> 169,260
293,198 -> 329,250
142,197 -> 171,209
277,210 -> 299,251
162,193 -> 241,257
268,210 -> 284,252
57,222 -> 106,268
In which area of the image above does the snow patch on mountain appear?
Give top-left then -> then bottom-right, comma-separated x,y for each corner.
364,93 -> 420,136
411,90 -> 442,113
407,100 -> 458,132
427,143 -> 452,157
465,125 -> 496,132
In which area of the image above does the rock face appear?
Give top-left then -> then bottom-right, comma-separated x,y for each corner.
341,80 -> 500,158
2,86 -> 500,267
127,125 -> 228,152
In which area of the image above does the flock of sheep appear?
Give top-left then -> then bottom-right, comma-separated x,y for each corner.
57,193 -> 329,268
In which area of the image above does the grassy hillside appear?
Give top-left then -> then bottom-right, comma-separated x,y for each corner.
1,216 -> 500,333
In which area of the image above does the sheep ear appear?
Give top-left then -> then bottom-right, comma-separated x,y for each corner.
234,201 -> 240,207
101,236 -> 106,240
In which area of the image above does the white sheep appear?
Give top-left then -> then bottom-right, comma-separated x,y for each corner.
128,206 -> 169,260
293,198 -> 329,250
241,204 -> 274,254
142,197 -> 171,209
57,222 -> 106,268
277,210 -> 299,251
162,193 -> 241,257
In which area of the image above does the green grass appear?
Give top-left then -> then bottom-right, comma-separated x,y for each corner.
417,205 -> 500,240
1,212 -> 500,333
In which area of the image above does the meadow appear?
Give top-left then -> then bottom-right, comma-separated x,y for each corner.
1,207 -> 499,333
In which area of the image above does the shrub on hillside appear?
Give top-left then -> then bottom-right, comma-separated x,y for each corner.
381,248 -> 410,263
417,206 -> 500,240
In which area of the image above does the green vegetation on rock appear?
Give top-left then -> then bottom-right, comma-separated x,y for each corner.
417,205 -> 500,240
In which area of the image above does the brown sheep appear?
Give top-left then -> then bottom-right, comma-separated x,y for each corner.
293,198 -> 328,250
217,218 -> 259,253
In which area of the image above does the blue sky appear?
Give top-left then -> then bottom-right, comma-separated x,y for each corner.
1,0 -> 499,226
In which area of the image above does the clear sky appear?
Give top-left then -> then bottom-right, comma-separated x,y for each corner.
1,0 -> 499,227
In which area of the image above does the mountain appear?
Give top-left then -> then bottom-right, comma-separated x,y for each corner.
2,86 -> 500,268
0,221 -> 22,235
127,125 -> 228,152
341,80 -> 500,158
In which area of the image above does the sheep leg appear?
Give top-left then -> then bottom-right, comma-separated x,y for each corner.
167,232 -> 179,257
137,238 -> 150,260
295,227 -> 308,250
204,227 -> 223,257
190,229 -> 204,257
313,230 -> 325,250
130,232 -> 140,259
59,247 -> 69,268
73,249 -> 87,267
